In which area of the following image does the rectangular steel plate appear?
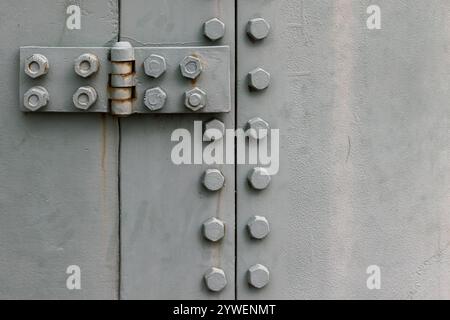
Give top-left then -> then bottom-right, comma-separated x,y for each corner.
20,46 -> 231,114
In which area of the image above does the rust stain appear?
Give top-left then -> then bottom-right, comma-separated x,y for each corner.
100,114 -> 108,233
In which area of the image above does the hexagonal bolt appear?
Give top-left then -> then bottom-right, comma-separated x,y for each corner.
245,117 -> 270,140
144,54 -> 166,78
180,56 -> 203,79
247,216 -> 270,240
247,18 -> 271,41
144,87 -> 167,111
204,119 -> 225,141
202,217 -> 225,242
204,267 -> 227,292
24,54 -> 49,78
23,86 -> 49,111
248,167 -> 271,190
185,87 -> 207,111
248,264 -> 270,289
203,169 -> 225,191
74,53 -> 99,78
73,86 -> 98,110
204,18 -> 226,41
248,67 -> 271,91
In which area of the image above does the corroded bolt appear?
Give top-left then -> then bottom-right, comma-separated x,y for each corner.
144,87 -> 167,111
204,119 -> 225,141
185,87 -> 207,111
74,53 -> 99,78
247,18 -> 271,41
23,86 -> 49,111
248,167 -> 271,190
248,67 -> 271,91
73,86 -> 98,110
24,54 -> 49,78
180,55 -> 203,79
247,216 -> 270,240
202,217 -> 225,242
204,267 -> 227,292
203,169 -> 225,191
144,54 -> 166,78
248,264 -> 270,289
245,117 -> 270,140
204,18 -> 226,41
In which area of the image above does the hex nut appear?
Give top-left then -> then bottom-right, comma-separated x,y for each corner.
74,53 -> 99,78
204,119 -> 225,141
245,117 -> 270,140
248,264 -> 270,289
73,86 -> 98,110
180,56 -> 203,79
204,18 -> 226,41
24,54 -> 49,78
185,87 -> 207,111
144,87 -> 167,111
203,169 -> 225,191
247,18 -> 271,41
204,267 -> 227,292
202,217 -> 225,242
144,54 -> 167,78
23,86 -> 49,111
248,67 -> 271,91
248,167 -> 271,190
247,216 -> 270,240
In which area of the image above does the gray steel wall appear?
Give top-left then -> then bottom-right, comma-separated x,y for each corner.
0,0 -> 449,300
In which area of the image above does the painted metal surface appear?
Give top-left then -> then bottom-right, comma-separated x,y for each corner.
119,0 -> 235,299
0,0 -> 119,299
2,0 -> 450,300
236,0 -> 450,299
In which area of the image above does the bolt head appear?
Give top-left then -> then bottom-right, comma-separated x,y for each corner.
203,169 -> 225,191
23,86 -> 49,111
180,56 -> 203,79
204,119 -> 225,141
73,86 -> 97,110
248,167 -> 271,190
248,67 -> 271,91
144,54 -> 167,78
74,53 -> 99,78
246,117 -> 270,140
247,216 -> 270,239
144,87 -> 167,111
204,18 -> 226,41
204,267 -> 227,292
247,18 -> 271,40
24,54 -> 49,78
248,264 -> 270,289
203,217 -> 225,242
185,87 -> 207,111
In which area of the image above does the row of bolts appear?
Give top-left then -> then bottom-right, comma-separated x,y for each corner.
23,16 -> 272,292
201,17 -> 272,292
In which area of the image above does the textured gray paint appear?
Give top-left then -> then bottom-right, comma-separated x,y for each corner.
237,0 -> 450,299
0,0 -> 119,299
120,0 -> 235,299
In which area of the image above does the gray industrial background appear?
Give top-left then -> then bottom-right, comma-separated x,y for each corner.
0,0 -> 449,299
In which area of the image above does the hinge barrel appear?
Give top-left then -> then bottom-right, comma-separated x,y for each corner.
109,42 -> 135,116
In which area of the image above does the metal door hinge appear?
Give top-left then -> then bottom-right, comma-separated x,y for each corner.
20,41 -> 231,115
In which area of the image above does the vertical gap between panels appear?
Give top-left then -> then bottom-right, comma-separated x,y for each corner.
117,0 -> 122,301
234,0 -> 238,301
